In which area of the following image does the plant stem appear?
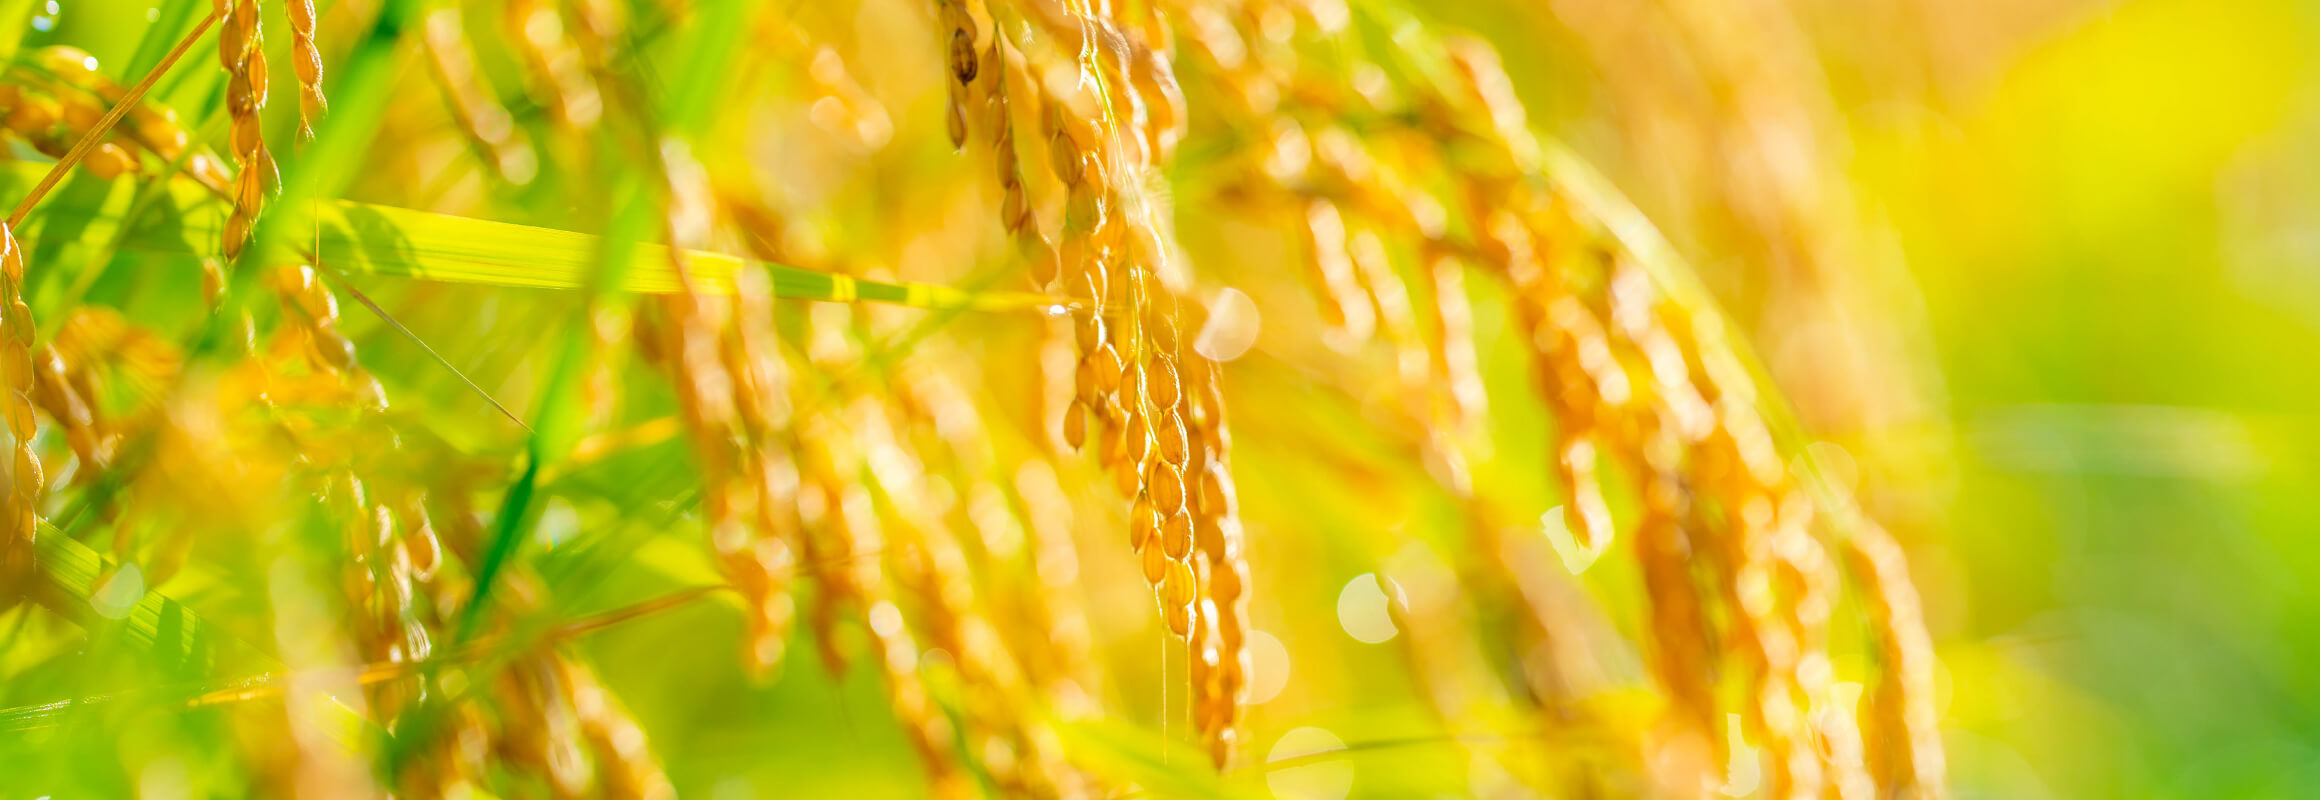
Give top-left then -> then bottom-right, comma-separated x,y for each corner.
6,11 -> 219,227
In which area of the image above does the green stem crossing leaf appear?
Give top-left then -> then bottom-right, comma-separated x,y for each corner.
0,163 -> 1064,312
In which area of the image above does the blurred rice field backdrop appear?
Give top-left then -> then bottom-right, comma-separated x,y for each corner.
0,0 -> 2317,797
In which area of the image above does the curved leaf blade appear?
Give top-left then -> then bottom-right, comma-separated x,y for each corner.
0,163 -> 1061,312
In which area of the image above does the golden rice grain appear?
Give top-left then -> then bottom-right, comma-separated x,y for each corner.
1155,9 -> 1942,792
495,652 -> 595,797
935,0 -> 980,151
218,0 -> 271,261
2,91 -> 61,138
1422,250 -> 1489,432
1345,228 -> 1430,403
568,660 -> 676,800
29,344 -> 107,474
720,268 -> 803,677
1633,459 -> 1717,770
0,225 -> 35,595
1299,199 -> 1378,345
2,50 -> 235,194
1847,521 -> 1947,800
503,0 -> 602,129
423,10 -> 538,185
283,0 -> 324,138
769,17 -> 892,149
1011,460 -> 1100,713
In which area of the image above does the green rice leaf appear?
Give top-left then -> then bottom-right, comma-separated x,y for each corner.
0,162 -> 1060,312
1052,717 -> 1267,800
27,525 -> 238,680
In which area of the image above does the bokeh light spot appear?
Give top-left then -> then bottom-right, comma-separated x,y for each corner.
1267,727 -> 1351,800
1540,505 -> 1603,574
1720,713 -> 1760,797
1336,574 -> 1398,644
1195,287 -> 1260,362
92,564 -> 145,620
1245,629 -> 1290,704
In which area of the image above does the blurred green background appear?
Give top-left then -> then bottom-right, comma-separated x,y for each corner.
1866,1 -> 2320,796
1302,0 -> 2320,795
1504,0 -> 2320,795
1487,0 -> 2320,796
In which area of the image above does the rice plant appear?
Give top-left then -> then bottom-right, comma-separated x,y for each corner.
0,0 -> 1952,797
